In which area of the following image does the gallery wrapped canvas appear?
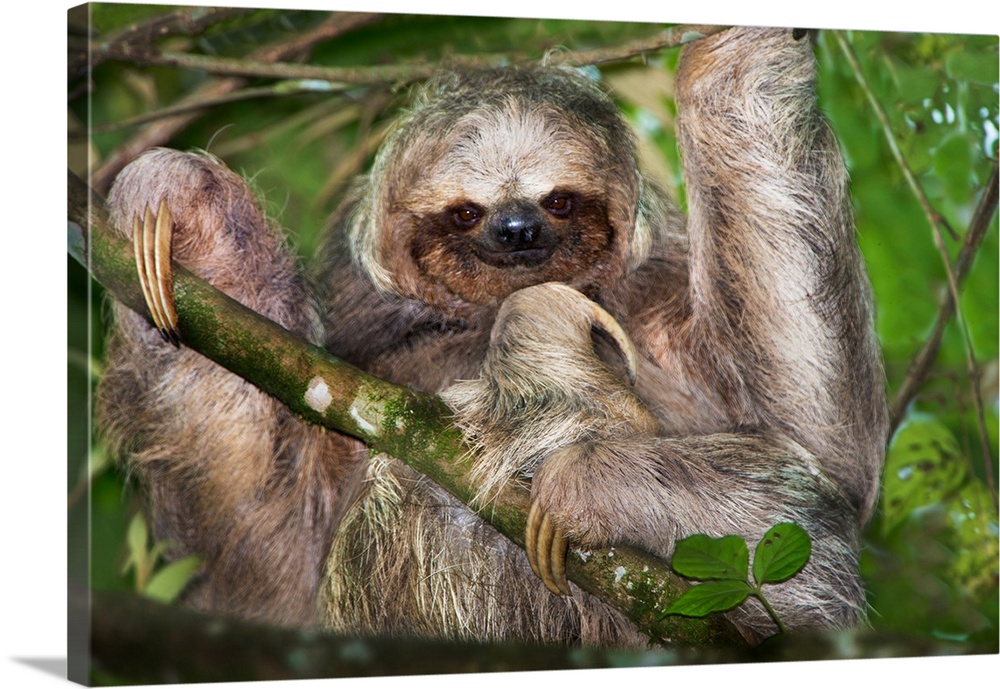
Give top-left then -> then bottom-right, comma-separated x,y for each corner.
67,3 -> 998,686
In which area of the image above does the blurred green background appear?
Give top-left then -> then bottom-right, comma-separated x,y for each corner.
67,5 -> 998,650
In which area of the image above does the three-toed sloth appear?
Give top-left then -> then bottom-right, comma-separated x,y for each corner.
98,26 -> 888,645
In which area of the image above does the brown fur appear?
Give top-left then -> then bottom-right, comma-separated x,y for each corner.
98,27 -> 888,644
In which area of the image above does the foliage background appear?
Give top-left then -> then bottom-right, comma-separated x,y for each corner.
67,2 -> 998,668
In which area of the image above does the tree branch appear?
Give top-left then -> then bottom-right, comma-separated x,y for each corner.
889,161 -> 1000,507
72,82 -> 352,137
68,170 -> 744,647
68,5 -> 257,80
889,161 -> 999,432
77,20 -> 726,146
87,11 -> 383,194
122,23 -> 728,82
83,586 -> 711,682
836,31 -> 997,502
78,583 -> 991,684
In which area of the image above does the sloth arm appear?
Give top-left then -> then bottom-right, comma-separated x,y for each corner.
671,27 -> 887,519
528,433 -> 866,636
97,149 -> 361,627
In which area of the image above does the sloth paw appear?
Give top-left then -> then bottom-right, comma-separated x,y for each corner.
131,199 -> 180,345
525,500 -> 571,596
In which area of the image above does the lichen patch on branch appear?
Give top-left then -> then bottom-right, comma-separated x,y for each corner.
349,395 -> 384,437
305,376 -> 333,413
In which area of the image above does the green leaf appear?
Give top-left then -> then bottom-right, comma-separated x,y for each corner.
670,533 -> 749,581
121,512 -> 150,576
883,417 -> 968,534
126,512 -> 148,557
945,46 -> 1000,86
752,522 -> 812,585
663,580 -> 752,617
143,556 -> 203,604
944,480 -> 1000,598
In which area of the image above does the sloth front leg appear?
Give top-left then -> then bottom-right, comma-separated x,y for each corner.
99,149 -> 348,626
443,283 -> 659,596
106,148 -> 314,335
526,437 -> 676,597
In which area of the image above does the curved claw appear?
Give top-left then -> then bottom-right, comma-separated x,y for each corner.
132,200 -> 179,345
588,299 -> 638,386
526,501 -> 571,596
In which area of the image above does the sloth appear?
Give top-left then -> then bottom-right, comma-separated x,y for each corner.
98,26 -> 888,645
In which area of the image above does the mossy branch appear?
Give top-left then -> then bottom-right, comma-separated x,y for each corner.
68,170 -> 745,648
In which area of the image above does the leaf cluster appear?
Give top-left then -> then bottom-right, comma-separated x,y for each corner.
121,513 -> 202,604
664,523 -> 812,636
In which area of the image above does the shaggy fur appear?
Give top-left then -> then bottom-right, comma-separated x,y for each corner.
98,27 -> 888,644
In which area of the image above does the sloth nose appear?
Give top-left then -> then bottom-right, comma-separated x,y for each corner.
494,213 -> 543,250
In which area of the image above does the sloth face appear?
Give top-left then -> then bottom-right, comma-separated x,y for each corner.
357,69 -> 645,309
404,103 -> 624,304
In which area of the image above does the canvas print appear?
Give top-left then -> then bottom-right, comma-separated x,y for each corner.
67,4 -> 999,685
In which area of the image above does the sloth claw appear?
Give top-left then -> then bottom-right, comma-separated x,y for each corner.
526,501 -> 571,596
132,199 -> 179,345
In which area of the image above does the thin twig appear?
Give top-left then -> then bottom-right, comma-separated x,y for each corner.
834,31 -> 958,248
90,12 -> 383,194
545,24 -> 728,67
73,82 -> 352,137
83,18 -> 726,153
131,50 -> 457,84
835,30 -> 997,506
68,5 -> 256,79
892,163 -> 999,506
126,23 -> 728,82
891,162 -> 1000,429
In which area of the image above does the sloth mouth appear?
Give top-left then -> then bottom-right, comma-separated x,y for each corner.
472,244 -> 557,269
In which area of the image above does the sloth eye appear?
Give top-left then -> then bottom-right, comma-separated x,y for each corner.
452,205 -> 482,229
543,192 -> 574,218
